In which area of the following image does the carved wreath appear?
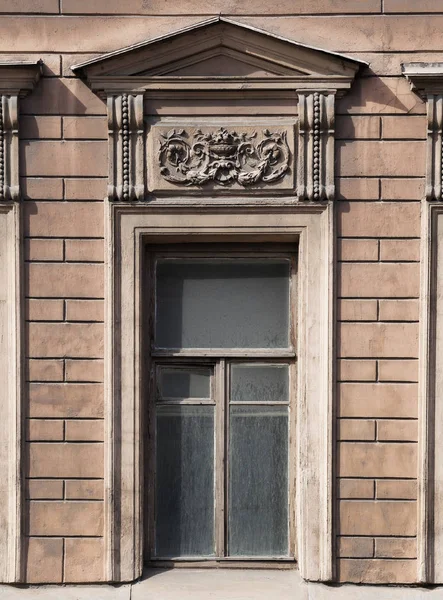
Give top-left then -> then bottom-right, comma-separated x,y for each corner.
158,127 -> 290,187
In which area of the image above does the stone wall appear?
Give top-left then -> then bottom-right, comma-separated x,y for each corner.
2,0 -> 437,585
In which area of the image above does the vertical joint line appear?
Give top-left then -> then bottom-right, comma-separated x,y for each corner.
122,94 -> 130,201
313,92 -> 320,201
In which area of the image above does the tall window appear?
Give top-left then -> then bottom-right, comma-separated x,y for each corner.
146,246 -> 297,564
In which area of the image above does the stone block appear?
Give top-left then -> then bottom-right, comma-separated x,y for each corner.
61,0 -> 381,14
379,239 -> 420,262
26,299 -> 64,322
2,0 -> 59,12
65,480 -> 104,500
338,360 -> 377,381
340,263 -> 419,298
27,264 -> 104,298
26,480 -> 64,500
379,300 -> 419,322
22,141 -> 107,177
65,240 -> 104,262
65,419 -> 104,441
381,116 -> 426,140
339,479 -> 375,499
29,383 -> 104,418
66,300 -> 104,322
25,239 -> 64,261
377,419 -> 418,442
25,538 -> 63,584
338,263 -> 420,298
21,116 -> 62,139
339,383 -> 417,417
339,442 -> 417,478
339,558 -> 416,584
336,116 -> 381,140
24,201 -> 104,237
340,501 -> 417,536
63,116 -> 107,140
338,202 -> 420,237
378,359 -> 418,382
338,419 -> 376,441
28,323 -> 104,358
339,323 -> 419,358
21,178 -> 63,200
64,538 -> 104,583
338,239 -> 379,261
27,359 -> 64,382
337,300 -> 378,322
384,0 -> 443,11
65,359 -> 104,383
376,480 -> 417,500
28,442 -> 104,478
339,538 -> 374,558
26,419 -> 64,441
375,538 -> 417,559
64,178 -> 107,200
338,140 -> 425,177
381,178 -> 424,200
28,501 -> 103,536
335,178 -> 380,200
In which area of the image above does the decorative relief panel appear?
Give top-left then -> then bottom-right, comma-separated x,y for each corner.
158,127 -> 290,188
149,123 -> 295,194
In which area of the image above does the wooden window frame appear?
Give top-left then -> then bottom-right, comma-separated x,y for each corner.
144,247 -> 298,566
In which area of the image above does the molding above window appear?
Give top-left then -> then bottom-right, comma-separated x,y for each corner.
72,17 -> 364,203
0,61 -> 41,202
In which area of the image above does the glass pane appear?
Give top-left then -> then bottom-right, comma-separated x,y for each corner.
155,404 -> 215,557
155,260 -> 290,349
159,367 -> 211,400
231,364 -> 289,403
228,405 -> 289,557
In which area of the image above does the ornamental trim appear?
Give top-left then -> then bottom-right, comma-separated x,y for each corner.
158,127 -> 290,187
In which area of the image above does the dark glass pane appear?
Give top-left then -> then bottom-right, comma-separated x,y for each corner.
228,405 -> 289,557
159,367 -> 211,400
231,364 -> 289,403
155,260 -> 290,349
155,405 -> 215,557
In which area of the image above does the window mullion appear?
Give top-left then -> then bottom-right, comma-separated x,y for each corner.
215,358 -> 226,558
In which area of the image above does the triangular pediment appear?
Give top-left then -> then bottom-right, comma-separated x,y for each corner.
72,17 -> 365,91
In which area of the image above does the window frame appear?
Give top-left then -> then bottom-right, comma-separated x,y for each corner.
105,204 -> 334,582
144,246 -> 298,566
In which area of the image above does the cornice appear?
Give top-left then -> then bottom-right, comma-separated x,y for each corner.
0,61 -> 42,97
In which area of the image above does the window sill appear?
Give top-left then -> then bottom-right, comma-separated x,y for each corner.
133,568 -> 306,599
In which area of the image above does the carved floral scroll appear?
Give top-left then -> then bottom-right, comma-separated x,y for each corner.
158,127 -> 290,187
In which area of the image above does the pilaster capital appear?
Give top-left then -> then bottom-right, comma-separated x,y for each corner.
0,62 -> 41,202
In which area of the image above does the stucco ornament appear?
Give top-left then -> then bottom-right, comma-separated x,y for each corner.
158,127 -> 290,187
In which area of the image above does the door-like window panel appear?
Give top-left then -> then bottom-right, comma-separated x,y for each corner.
148,249 -> 296,564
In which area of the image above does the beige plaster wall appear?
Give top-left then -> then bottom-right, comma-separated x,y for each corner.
6,0 -> 434,585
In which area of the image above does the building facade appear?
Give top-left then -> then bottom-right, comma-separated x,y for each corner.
0,0 -> 442,590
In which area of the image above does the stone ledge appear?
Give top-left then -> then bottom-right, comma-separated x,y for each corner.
4,570 -> 443,599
